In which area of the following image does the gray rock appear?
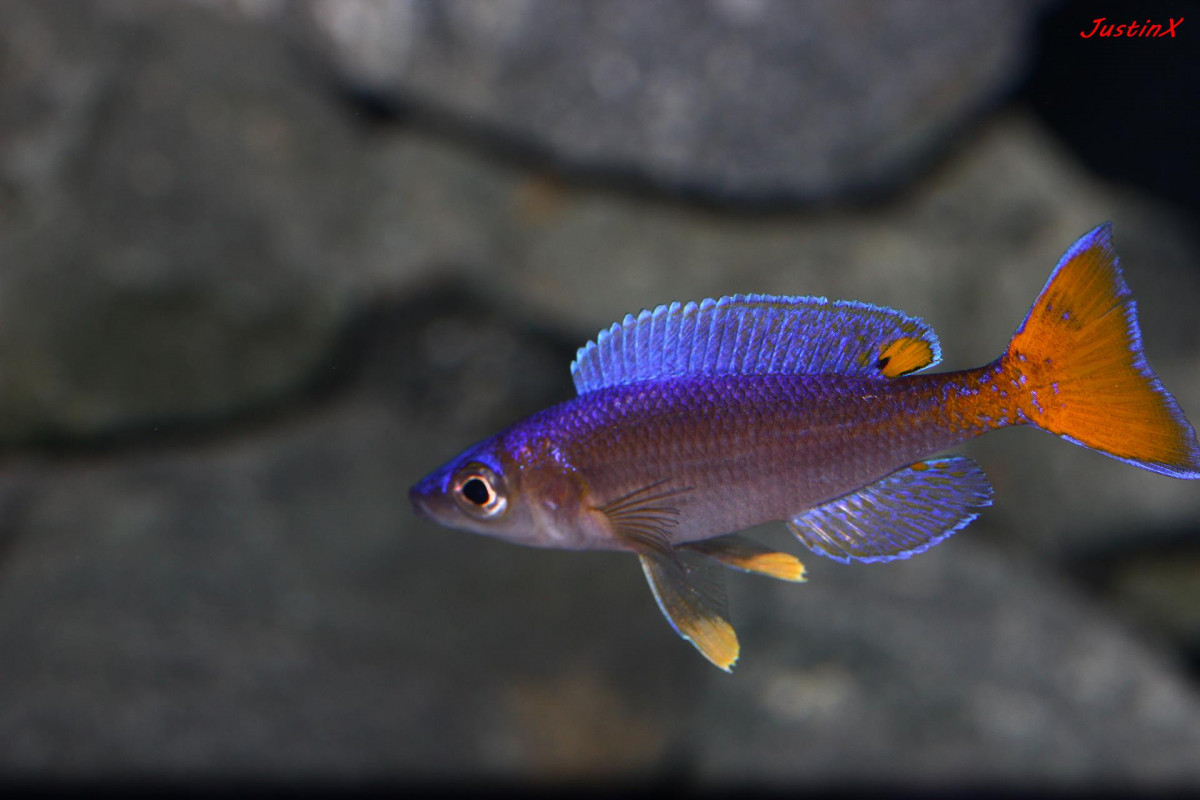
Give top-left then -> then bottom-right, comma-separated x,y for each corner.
0,0 -> 363,442
692,529 -> 1200,785
0,299 -> 698,778
1,0 -> 1198,786
1,294 -> 1198,784
277,0 -> 1045,200
1074,546 -> 1200,670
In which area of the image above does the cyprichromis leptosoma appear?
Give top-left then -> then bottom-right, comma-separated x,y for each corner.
411,223 -> 1200,671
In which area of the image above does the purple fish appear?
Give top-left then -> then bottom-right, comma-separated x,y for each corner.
411,224 -> 1200,670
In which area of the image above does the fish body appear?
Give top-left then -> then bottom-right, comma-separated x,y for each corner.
411,224 -> 1200,670
452,372 -> 979,548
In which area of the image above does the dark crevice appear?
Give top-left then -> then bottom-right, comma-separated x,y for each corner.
315,63 -> 1020,219
0,281 -> 579,463
299,0 -> 1200,226
1061,523 -> 1200,679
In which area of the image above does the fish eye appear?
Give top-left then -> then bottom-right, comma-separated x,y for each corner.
461,477 -> 490,505
452,464 -> 507,518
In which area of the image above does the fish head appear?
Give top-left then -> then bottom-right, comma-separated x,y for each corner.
410,440 -> 523,540
410,434 -> 590,548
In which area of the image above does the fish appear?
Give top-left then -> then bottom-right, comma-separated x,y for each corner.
410,223 -> 1200,671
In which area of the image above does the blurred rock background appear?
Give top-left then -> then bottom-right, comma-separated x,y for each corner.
1,0 -> 1199,790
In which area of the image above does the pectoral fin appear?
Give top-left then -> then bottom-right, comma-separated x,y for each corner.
684,534 -> 806,582
596,479 -> 691,555
638,550 -> 739,672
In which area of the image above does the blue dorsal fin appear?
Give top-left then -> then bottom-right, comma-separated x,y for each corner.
571,294 -> 941,394
787,456 -> 993,564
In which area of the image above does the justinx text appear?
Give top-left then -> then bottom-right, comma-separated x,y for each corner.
1080,17 -> 1183,38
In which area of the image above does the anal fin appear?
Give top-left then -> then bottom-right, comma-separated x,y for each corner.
639,551 -> 739,672
788,456 -> 993,564
684,534 -> 806,582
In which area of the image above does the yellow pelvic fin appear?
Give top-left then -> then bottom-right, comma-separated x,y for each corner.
638,552 -> 740,672
684,534 -> 806,582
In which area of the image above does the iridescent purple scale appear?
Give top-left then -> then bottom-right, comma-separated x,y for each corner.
503,370 -> 981,546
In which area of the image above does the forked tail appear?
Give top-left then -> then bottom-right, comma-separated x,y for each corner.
998,223 -> 1200,478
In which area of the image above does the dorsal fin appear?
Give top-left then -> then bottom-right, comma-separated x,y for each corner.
571,294 -> 941,395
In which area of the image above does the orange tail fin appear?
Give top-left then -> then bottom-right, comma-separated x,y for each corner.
999,223 -> 1200,478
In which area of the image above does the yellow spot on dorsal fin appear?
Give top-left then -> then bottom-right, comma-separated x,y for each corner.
875,336 -> 936,378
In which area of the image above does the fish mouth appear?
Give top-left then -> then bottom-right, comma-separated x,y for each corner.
409,481 -> 435,519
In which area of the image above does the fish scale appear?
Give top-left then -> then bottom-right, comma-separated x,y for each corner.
512,374 -> 977,544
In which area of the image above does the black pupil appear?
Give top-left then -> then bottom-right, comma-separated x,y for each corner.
462,477 -> 490,505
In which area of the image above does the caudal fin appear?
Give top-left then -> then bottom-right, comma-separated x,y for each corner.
1000,223 -> 1200,478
